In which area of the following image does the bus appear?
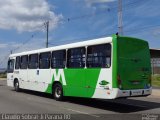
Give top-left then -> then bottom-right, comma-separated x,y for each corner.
7,35 -> 152,100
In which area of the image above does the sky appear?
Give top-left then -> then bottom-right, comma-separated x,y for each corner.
0,0 -> 160,68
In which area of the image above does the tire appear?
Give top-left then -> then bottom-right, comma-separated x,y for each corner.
53,83 -> 63,101
14,80 -> 20,92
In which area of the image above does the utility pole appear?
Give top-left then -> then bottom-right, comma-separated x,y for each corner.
118,0 -> 123,35
45,21 -> 49,48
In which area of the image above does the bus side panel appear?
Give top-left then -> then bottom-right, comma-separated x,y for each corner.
7,73 -> 14,87
63,69 -> 86,97
19,69 -> 28,89
85,69 -> 101,98
46,69 -> 87,97
14,69 -> 50,92
46,69 -> 102,98
46,68 -> 113,99
88,68 -> 112,99
27,69 -> 49,92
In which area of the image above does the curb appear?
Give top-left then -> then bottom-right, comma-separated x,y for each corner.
0,78 -> 6,81
151,89 -> 160,97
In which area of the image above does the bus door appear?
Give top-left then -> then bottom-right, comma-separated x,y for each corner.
28,54 -> 39,91
36,52 -> 51,92
19,55 -> 28,89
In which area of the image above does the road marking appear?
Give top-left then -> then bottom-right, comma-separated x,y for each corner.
27,97 -> 101,118
67,108 -> 100,118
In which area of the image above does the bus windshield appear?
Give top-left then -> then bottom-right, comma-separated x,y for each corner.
7,59 -> 14,73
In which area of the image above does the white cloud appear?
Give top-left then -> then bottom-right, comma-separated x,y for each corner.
85,0 -> 116,7
0,0 -> 62,32
0,39 -> 44,68
0,43 -> 8,48
152,28 -> 160,38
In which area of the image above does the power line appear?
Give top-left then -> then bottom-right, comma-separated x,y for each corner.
48,32 -> 114,46
11,23 -> 46,54
0,21 -> 48,67
0,54 -> 10,68
64,0 -> 148,22
125,24 -> 160,34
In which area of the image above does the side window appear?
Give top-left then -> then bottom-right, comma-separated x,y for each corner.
67,47 -> 86,68
20,55 -> 28,69
51,50 -> 66,68
87,44 -> 111,68
29,54 -> 38,69
15,56 -> 20,69
7,59 -> 14,73
39,52 -> 51,69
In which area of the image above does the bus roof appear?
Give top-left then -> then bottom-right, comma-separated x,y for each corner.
9,36 -> 112,57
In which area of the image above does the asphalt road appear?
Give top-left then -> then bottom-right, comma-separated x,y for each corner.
0,80 -> 160,120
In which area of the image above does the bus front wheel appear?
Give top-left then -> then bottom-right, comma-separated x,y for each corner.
14,80 -> 20,92
53,83 -> 63,101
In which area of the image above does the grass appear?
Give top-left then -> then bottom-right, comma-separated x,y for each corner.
152,74 -> 160,88
0,73 -> 7,78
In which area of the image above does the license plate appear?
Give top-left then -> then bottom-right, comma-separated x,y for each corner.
131,90 -> 142,96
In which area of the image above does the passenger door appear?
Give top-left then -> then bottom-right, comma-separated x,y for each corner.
28,54 -> 39,91
37,52 -> 51,92
19,55 -> 28,89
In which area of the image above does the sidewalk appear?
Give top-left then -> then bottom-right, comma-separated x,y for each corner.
0,78 -> 6,81
151,89 -> 160,97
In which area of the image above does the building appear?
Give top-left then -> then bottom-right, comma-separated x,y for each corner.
150,48 -> 160,75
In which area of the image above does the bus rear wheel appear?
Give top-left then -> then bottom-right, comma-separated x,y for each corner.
14,80 -> 20,92
53,83 -> 63,101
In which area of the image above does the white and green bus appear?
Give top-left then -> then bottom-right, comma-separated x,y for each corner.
7,35 -> 152,100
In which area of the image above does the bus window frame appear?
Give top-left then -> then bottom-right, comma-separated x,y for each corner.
39,52 -> 51,69
67,47 -> 86,68
28,54 -> 39,69
86,43 -> 111,68
20,55 -> 28,69
15,56 -> 21,70
51,50 -> 66,69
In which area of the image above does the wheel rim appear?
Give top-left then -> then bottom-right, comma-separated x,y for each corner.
55,86 -> 61,98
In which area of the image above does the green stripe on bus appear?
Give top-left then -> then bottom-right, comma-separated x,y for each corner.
112,35 -> 118,88
45,69 -> 101,98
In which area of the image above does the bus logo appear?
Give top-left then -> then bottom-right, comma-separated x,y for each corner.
99,80 -> 109,85
53,69 -> 66,85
